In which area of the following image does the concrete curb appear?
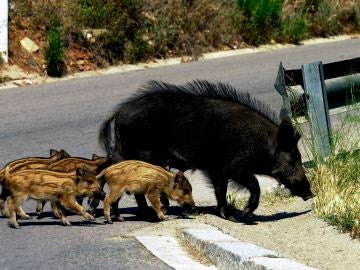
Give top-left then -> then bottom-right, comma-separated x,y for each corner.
182,228 -> 318,270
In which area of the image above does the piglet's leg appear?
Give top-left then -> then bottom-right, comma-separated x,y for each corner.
16,206 -> 30,220
51,202 -> 71,226
147,192 -> 166,221
104,189 -> 124,224
0,188 -> 10,216
8,194 -> 28,228
51,201 -> 64,219
60,195 -> 94,222
36,201 -> 44,217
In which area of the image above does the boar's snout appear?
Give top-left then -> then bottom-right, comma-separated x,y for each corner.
182,201 -> 195,212
302,192 -> 314,201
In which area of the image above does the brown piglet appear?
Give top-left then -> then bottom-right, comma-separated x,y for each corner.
4,166 -> 101,228
0,149 -> 70,218
97,160 -> 195,223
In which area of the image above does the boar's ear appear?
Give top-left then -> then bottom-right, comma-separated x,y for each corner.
277,119 -> 300,149
60,149 -> 70,158
75,167 -> 84,184
49,149 -> 58,157
174,171 -> 184,184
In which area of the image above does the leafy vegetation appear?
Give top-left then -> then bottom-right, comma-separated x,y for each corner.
9,0 -> 360,76
45,27 -> 65,77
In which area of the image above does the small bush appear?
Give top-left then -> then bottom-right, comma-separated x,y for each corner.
237,0 -> 282,45
45,28 -> 65,77
283,14 -> 308,44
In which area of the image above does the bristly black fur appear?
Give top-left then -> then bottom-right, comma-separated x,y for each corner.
132,80 -> 281,125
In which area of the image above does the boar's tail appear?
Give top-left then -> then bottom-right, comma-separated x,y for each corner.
99,112 -> 126,164
99,113 -> 116,156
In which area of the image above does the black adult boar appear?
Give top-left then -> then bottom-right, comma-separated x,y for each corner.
99,80 -> 313,219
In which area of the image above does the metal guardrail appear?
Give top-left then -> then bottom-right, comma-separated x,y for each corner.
274,57 -> 360,159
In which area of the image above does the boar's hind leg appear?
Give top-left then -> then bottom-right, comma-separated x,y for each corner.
208,171 -> 229,220
134,194 -> 149,214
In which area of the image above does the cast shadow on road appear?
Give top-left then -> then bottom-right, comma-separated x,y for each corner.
1,206 -> 311,228
14,220 -> 103,228
189,206 -> 312,225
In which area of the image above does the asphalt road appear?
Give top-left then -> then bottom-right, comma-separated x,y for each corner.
0,38 -> 359,269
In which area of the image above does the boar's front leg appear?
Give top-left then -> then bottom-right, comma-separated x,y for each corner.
60,195 -> 95,222
236,173 -> 260,217
135,194 -> 149,216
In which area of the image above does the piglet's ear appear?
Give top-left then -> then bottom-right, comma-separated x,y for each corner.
92,154 -> 99,160
277,119 -> 300,149
49,149 -> 58,157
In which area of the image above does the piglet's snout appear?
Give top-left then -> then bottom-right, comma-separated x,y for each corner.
183,201 -> 195,212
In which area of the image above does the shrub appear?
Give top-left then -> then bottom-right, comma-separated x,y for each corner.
237,0 -> 283,45
45,27 -> 65,77
283,15 -> 308,44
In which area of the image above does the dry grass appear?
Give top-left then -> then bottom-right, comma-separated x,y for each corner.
308,113 -> 360,238
302,109 -> 360,239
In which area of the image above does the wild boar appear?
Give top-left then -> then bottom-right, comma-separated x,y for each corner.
3,166 -> 100,228
96,160 -> 195,223
98,80 -> 314,220
0,149 -> 70,218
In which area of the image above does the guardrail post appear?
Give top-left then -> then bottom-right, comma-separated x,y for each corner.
0,0 -> 8,63
302,61 -> 332,159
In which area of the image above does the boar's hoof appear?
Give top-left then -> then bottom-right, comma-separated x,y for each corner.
227,215 -> 238,222
19,214 -> 31,220
104,219 -> 113,224
157,214 -> 167,221
116,216 -> 125,222
37,213 -> 45,219
84,213 -> 95,221
217,207 -> 228,220
63,221 -> 72,226
160,206 -> 168,215
86,207 -> 95,215
303,193 -> 314,201
9,223 -> 20,229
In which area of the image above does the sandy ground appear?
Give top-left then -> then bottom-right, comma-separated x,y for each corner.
129,196 -> 359,270
127,169 -> 360,270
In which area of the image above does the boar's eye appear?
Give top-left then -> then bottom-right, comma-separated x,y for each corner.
183,189 -> 190,195
86,180 -> 94,184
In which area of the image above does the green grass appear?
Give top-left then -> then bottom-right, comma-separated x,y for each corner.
45,27 -> 65,77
